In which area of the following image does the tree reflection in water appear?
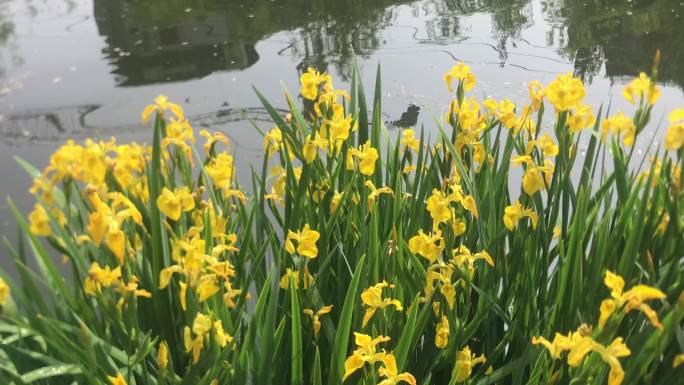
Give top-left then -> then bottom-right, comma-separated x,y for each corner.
92,0 -> 684,89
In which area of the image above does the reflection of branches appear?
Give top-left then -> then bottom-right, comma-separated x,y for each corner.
542,0 -> 684,89
0,104 -> 288,146
0,1 -> 16,78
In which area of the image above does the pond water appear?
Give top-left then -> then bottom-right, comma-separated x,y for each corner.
1,0 -> 683,263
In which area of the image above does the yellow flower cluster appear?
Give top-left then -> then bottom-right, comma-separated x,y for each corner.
343,333 -> 416,385
533,326 -> 630,385
533,271 -> 665,385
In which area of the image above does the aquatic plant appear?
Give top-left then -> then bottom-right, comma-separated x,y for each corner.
0,57 -> 682,385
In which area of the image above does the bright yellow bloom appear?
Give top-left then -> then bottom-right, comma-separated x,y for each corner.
444,62 -> 476,92
196,274 -> 220,302
598,270 -> 665,330
360,281 -> 403,327
503,201 -> 538,231
213,319 -> 233,347
108,373 -> 128,385
157,187 -> 195,221
533,328 -> 630,385
84,262 -> 122,296
28,204 -> 52,237
664,108 -> 684,151
285,224 -> 320,259
531,334 -> 567,360
538,134 -> 559,157
545,73 -> 586,111
161,117 -> 195,164
185,312 -> 232,364
521,160 -> 554,195
451,245 -> 494,278
84,191 -> 141,264
673,354 -> 684,368
300,67 -> 332,101
512,154 -> 553,195
303,305 -> 333,336
330,191 -> 343,214
592,338 -> 631,385
447,183 -> 479,218
279,268 -> 315,289
424,264 -> 457,309
322,113 -> 354,151
400,129 -> 420,153
346,141 -> 379,176
365,181 -> 393,211
435,315 -> 449,349
403,165 -> 417,174
205,153 -> 235,190
454,346 -> 486,382
199,130 -> 230,155
0,277 -> 10,307
449,97 -> 482,130
264,127 -> 289,158
141,95 -> 184,124
623,72 -> 660,105
157,341 -> 169,370
528,80 -> 545,111
601,112 -> 636,147
408,230 -> 445,263
484,98 -> 516,129
532,324 -> 593,361
377,353 -> 417,385
426,189 -> 452,228
567,104 -> 596,133
343,333 -> 391,381
303,134 -> 328,164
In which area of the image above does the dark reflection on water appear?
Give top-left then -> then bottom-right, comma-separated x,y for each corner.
0,0 -> 684,266
84,0 -> 684,87
548,0 -> 684,87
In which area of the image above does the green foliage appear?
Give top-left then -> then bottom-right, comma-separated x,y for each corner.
0,61 -> 682,385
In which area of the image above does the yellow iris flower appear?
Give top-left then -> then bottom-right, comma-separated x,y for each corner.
107,373 -> 128,385
377,353 -> 417,385
435,315 -> 449,349
400,129 -> 420,153
346,141 -> 379,176
451,245 -> 494,278
601,112 -> 637,147
285,224 -> 320,259
205,153 -> 235,190
567,104 -> 596,134
444,62 -> 476,92
454,346 -> 486,382
300,67 -> 332,101
365,181 -> 393,211
664,108 -> 684,151
343,332 -> 391,381
157,341 -> 169,371
533,326 -> 631,385
360,281 -> 403,327
503,201 -> 538,231
28,204 -> 52,237
156,187 -> 195,221
623,72 -> 660,105
408,230 -> 445,263
141,94 -> 184,124
279,267 -> 315,289
0,277 -> 10,307
303,305 -> 333,336
545,73 -> 586,112
598,270 -> 665,330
